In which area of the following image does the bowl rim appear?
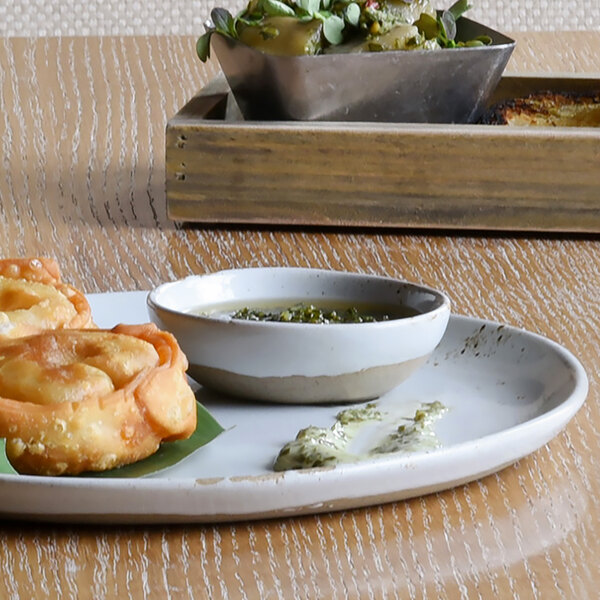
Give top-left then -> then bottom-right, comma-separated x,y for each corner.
147,267 -> 451,330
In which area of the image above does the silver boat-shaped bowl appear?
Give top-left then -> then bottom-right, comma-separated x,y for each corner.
211,17 -> 515,123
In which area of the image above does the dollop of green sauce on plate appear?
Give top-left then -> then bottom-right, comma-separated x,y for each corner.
274,401 -> 447,471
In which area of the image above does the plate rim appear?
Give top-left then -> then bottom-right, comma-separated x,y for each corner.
0,292 -> 588,523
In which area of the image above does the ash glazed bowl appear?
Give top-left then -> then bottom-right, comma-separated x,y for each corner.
209,17 -> 515,123
147,268 -> 451,404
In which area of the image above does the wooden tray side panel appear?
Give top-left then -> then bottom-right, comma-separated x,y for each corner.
167,118 -> 600,232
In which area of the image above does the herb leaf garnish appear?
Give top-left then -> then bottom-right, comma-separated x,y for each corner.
197,7 -> 240,62
260,0 -> 296,17
415,0 -> 489,49
196,0 -> 491,61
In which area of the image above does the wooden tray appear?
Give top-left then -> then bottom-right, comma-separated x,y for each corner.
166,74 -> 600,232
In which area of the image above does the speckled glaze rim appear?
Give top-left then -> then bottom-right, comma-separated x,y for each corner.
147,267 -> 451,330
146,267 -> 452,390
0,294 -> 588,525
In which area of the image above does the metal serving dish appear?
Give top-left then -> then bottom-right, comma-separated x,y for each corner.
211,17 -> 515,123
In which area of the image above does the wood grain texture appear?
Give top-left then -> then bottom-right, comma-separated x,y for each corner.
165,73 -> 600,231
0,31 -> 599,599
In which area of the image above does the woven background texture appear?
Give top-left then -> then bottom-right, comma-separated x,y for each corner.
2,1 -> 599,36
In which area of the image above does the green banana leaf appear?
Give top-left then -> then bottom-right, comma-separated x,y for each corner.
0,402 -> 224,478
0,439 -> 18,475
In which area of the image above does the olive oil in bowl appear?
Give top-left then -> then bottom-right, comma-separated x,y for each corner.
192,299 -> 420,324
148,267 -> 451,403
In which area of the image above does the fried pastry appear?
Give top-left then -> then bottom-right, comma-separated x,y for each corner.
481,91 -> 600,127
0,257 -> 93,340
0,323 -> 197,475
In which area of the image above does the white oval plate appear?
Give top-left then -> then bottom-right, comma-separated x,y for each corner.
0,291 -> 588,524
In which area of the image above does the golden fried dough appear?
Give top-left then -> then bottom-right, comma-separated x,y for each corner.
0,323 -> 197,475
0,257 -> 93,339
0,257 -> 62,284
482,91 -> 600,127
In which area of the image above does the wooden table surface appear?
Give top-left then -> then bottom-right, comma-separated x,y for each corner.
0,31 -> 599,598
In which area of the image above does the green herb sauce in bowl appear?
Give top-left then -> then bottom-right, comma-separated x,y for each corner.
148,268 -> 451,404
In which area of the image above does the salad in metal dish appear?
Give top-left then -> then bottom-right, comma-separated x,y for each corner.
197,0 -> 492,60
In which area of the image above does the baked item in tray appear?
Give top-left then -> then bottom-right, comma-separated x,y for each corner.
481,91 -> 600,127
0,323 -> 197,475
0,257 -> 94,340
